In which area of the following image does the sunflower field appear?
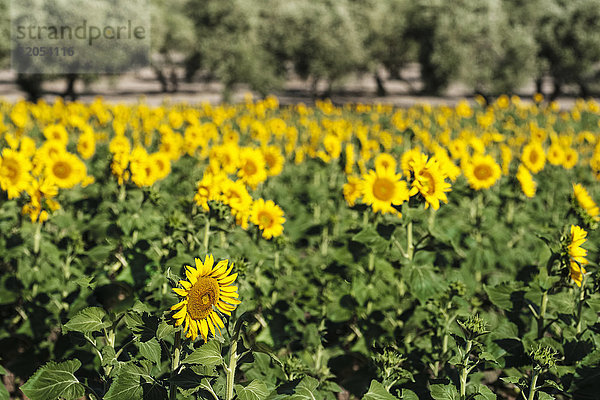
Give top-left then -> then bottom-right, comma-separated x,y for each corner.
0,94 -> 599,400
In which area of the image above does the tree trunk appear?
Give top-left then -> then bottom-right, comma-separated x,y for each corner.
375,72 -> 387,97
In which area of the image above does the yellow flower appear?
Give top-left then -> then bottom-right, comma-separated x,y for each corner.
345,144 -> 355,175
238,147 -> 267,189
250,198 -> 285,239
546,142 -> 564,166
408,155 -> 451,210
516,165 -> 536,198
343,175 -> 362,207
171,255 -> 240,341
567,225 -> 588,287
374,152 -> 397,172
149,152 -> 171,181
194,172 -> 224,212
43,124 -> 69,145
521,142 -> 546,173
0,148 -> 33,199
572,183 -> 599,222
220,179 -> 253,226
361,167 -> 409,215
45,151 -> 87,189
261,145 -> 285,177
463,154 -> 501,190
77,128 -> 96,160
562,148 -> 578,169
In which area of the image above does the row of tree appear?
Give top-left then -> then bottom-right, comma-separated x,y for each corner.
2,0 -> 600,100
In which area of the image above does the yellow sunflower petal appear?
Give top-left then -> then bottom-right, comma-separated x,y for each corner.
220,296 -> 241,305
173,305 -> 187,319
218,273 -> 238,286
179,280 -> 192,290
170,300 -> 186,311
220,285 -> 238,293
211,311 -> 225,329
200,319 -> 209,340
173,287 -> 188,297
174,316 -> 185,326
186,266 -> 198,284
190,319 -> 198,339
216,303 -> 231,315
207,315 -> 215,336
210,260 -> 228,278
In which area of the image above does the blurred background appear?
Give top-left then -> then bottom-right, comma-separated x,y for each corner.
1,0 -> 600,104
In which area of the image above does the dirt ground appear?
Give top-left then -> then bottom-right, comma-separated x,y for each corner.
0,64 -> 591,108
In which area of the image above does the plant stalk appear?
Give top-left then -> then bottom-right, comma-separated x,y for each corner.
169,330 -> 182,400
203,218 -> 211,253
537,290 -> 548,339
527,371 -> 539,400
226,339 -> 238,400
459,340 -> 473,400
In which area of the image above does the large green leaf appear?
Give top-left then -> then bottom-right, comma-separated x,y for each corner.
429,384 -> 459,400
63,307 -> 111,334
235,380 -> 270,400
182,340 -> 223,366
21,360 -> 85,400
138,338 -> 162,366
363,380 -> 398,400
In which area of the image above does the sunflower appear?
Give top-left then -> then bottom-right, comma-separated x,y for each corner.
77,128 -> 96,160
546,142 -> 564,166
171,255 -> 240,341
463,154 -> 501,190
261,145 -> 285,177
251,198 -> 285,239
194,172 -> 225,212
45,151 -> 87,189
344,144 -> 355,175
149,151 -> 172,181
408,155 -> 451,211
521,142 -> 546,173
238,147 -> 267,189
516,165 -> 536,198
566,225 -> 588,287
0,148 -> 33,199
43,124 -> 69,145
343,175 -> 363,207
572,183 -> 600,222
374,152 -> 397,172
562,148 -> 578,169
361,167 -> 409,215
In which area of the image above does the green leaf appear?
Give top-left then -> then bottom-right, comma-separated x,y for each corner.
156,321 -> 175,341
235,380 -> 270,400
401,389 -> 419,400
500,376 -> 521,385
183,340 -> 223,366
63,307 -> 111,334
252,342 -> 284,368
405,264 -> 443,303
537,392 -> 556,400
352,226 -> 389,253
484,283 -> 524,312
363,380 -> 398,400
0,382 -> 8,400
138,338 -> 162,366
468,384 -> 495,400
104,362 -> 161,400
21,360 -> 85,400
290,376 -> 319,400
430,384 -> 460,400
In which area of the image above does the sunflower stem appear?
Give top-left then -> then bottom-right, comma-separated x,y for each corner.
537,290 -> 548,339
459,339 -> 473,400
169,330 -> 182,400
226,338 -> 238,400
368,252 -> 375,272
33,221 -> 42,255
274,251 -> 280,270
203,217 -> 211,254
576,276 -> 586,334
406,220 -> 414,260
527,371 -> 539,400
